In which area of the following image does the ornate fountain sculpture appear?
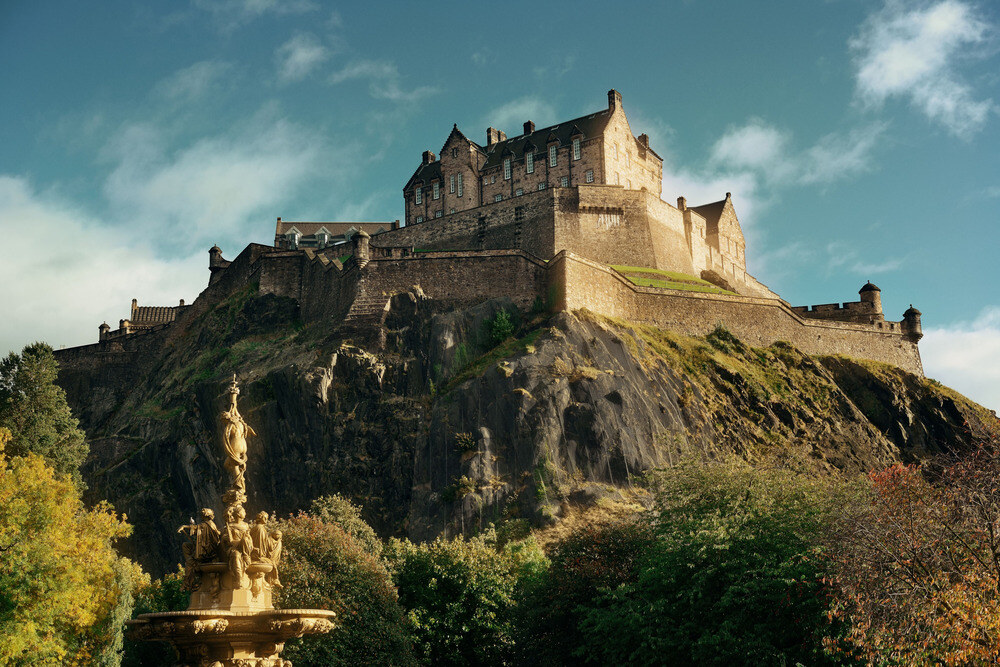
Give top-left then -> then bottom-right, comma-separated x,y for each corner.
128,376 -> 336,666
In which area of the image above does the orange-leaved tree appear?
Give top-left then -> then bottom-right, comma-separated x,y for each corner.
829,447 -> 1000,665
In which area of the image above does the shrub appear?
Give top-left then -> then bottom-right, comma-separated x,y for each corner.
308,494 -> 382,557
488,310 -> 515,347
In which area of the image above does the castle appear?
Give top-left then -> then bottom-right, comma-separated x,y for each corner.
73,90 -> 925,376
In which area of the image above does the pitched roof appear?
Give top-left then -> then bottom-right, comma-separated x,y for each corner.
403,160 -> 443,192
275,221 -> 395,237
689,199 -> 727,226
132,306 -> 180,325
480,108 -> 614,170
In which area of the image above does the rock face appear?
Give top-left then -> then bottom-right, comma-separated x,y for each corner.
57,289 -> 997,577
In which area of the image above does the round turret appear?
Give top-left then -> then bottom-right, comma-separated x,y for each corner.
902,304 -> 923,342
352,230 -> 371,267
859,281 -> 882,315
99,321 -> 110,341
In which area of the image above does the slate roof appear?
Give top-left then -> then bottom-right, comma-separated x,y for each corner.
689,199 -> 728,226
132,306 -> 180,325
480,108 -> 613,170
275,221 -> 395,237
403,160 -> 443,192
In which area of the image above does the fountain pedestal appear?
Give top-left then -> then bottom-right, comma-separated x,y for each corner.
128,376 -> 335,666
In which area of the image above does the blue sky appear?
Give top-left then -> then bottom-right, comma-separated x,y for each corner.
1,0 -> 998,410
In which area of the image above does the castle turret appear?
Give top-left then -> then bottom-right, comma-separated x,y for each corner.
859,281 -> 883,318
209,245 -> 228,286
902,305 -> 923,342
99,322 -> 110,341
352,229 -> 370,268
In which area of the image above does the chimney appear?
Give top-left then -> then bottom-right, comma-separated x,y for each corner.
638,133 -> 649,149
179,299 -> 185,306
487,127 -> 500,146
677,196 -> 687,211
608,89 -> 622,110
523,120 -> 535,135
422,150 -> 436,165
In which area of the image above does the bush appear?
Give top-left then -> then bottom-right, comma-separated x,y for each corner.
121,570 -> 188,667
487,310 -> 515,347
386,531 -> 546,666
275,512 -> 414,666
308,494 -> 382,557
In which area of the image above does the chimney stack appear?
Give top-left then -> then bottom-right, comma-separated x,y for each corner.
422,150 -> 436,165
608,89 -> 622,110
638,133 -> 649,149
677,196 -> 687,211
523,120 -> 535,135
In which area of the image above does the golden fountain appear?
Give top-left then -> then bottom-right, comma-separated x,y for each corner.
127,376 -> 336,666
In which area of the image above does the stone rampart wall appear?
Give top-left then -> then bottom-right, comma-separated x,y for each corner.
549,252 -> 923,375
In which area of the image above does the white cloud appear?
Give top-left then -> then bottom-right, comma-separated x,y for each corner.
851,0 -> 994,137
328,60 -> 437,102
192,0 -> 318,30
484,96 -> 557,135
709,119 -> 885,186
922,306 -> 1000,412
0,176 -> 206,355
152,60 -> 233,103
101,112 -> 326,251
275,33 -> 329,83
824,241 -> 904,276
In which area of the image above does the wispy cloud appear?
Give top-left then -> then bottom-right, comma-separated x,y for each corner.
850,0 -> 994,138
0,176 -> 206,355
275,33 -> 329,83
824,241 -> 904,276
328,60 -> 437,102
152,60 -> 233,103
192,0 -> 318,30
922,306 -> 1000,412
101,111 -> 327,251
484,96 -> 557,135
709,118 -> 885,186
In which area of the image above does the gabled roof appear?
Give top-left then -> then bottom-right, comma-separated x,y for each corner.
403,160 -> 442,192
439,124 -> 484,156
690,193 -> 743,242
479,107 -> 614,170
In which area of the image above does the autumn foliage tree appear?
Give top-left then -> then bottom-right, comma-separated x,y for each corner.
829,448 -> 1000,665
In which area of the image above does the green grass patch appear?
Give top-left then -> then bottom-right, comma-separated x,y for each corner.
338,254 -> 352,264
442,327 -> 544,393
608,265 -> 736,295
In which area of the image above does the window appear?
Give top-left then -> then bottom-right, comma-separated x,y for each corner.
491,175 -> 495,184
450,175 -> 455,193
452,147 -> 458,158
416,216 -> 423,223
433,182 -> 440,200
494,194 -> 502,202
560,176 -> 568,187
573,137 -> 581,160
538,182 -> 546,190
457,173 -> 463,197
435,210 -> 443,218
449,208 -> 455,214
586,169 -> 594,183
613,143 -> 619,159
615,173 -> 620,185
504,157 -> 511,180
415,188 -> 422,205
625,152 -> 630,168
483,177 -> 489,186
515,188 -> 523,196
548,144 -> 557,167
526,151 -> 534,173
627,179 -> 632,189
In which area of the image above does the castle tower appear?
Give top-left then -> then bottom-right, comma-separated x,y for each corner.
209,245 -> 226,285
98,322 -> 110,341
902,305 -> 923,342
859,282 -> 883,318
352,229 -> 371,267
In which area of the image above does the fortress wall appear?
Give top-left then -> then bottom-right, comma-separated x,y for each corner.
645,195 -> 698,275
553,186 -> 659,270
361,251 -> 547,310
550,253 -> 923,375
374,188 -> 556,257
257,252 -> 305,300
297,258 -> 360,324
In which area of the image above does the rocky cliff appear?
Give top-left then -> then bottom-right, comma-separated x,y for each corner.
57,286 -> 997,577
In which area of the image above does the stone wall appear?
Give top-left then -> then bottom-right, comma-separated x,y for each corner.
549,252 -> 924,376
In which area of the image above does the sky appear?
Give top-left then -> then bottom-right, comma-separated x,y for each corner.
1,0 -> 998,411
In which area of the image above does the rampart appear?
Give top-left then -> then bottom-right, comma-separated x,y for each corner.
549,252 -> 924,376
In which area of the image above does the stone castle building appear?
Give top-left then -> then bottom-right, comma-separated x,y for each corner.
72,89 -> 925,376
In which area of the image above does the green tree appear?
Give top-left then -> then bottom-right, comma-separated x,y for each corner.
386,530 -> 546,666
573,461 -> 852,666
0,342 -> 88,485
0,428 -> 138,666
275,511 -> 414,666
309,494 -> 382,557
121,570 -> 188,667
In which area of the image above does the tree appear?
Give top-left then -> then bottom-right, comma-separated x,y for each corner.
829,449 -> 1000,665
275,511 -> 414,666
538,461 -> 852,666
0,342 -> 88,485
309,494 -> 382,557
386,530 -> 545,666
121,570 -> 187,667
0,429 -> 138,665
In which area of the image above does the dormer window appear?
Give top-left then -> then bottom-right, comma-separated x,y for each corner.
573,138 -> 581,160
415,188 -> 422,205
549,145 -> 557,167
316,232 -> 329,248
504,157 -> 511,180
526,152 -> 534,174
286,231 -> 300,249
433,182 -> 440,200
